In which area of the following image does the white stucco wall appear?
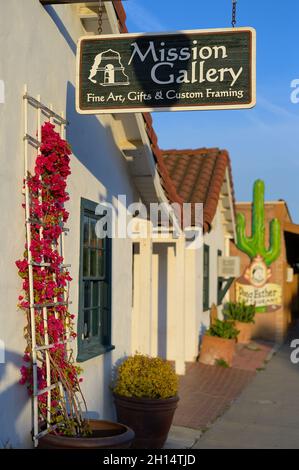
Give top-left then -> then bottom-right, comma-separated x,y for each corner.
131,204 -> 229,372
0,1 -> 138,448
200,205 -> 229,333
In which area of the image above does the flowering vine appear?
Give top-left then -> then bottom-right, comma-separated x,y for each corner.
16,122 -> 89,436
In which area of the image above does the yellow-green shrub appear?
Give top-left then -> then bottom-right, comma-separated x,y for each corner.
112,354 -> 178,399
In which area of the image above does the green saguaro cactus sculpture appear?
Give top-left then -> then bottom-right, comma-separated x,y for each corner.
236,179 -> 281,266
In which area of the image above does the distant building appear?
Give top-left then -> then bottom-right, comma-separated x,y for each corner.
230,200 -> 299,343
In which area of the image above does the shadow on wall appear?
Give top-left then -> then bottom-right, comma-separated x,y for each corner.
66,82 -> 134,421
101,352 -> 115,421
66,81 -> 133,212
0,351 -> 116,444
82,352 -> 115,421
0,350 -> 31,448
44,6 -> 76,55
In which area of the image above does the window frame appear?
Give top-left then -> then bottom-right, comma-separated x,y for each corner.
77,198 -> 114,362
203,244 -> 210,311
217,249 -> 223,306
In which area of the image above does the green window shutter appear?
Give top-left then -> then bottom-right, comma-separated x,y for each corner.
203,244 -> 210,311
217,249 -> 222,306
77,198 -> 114,362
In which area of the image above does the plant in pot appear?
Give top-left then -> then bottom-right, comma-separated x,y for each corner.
112,354 -> 179,449
17,122 -> 134,449
223,301 -> 256,344
199,317 -> 239,367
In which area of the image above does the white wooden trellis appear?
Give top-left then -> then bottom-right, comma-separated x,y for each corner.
23,85 -> 73,447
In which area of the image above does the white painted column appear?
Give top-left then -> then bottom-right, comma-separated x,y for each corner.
224,235 -> 232,302
138,238 -> 153,355
173,237 -> 186,375
151,246 -> 159,357
184,246 -> 198,362
225,235 -> 231,257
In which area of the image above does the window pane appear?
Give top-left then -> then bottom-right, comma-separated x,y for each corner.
97,249 -> 105,278
92,281 -> 100,307
83,247 -> 89,277
90,218 -> 97,248
97,236 -> 104,250
92,308 -> 100,337
83,309 -> 90,339
79,201 -> 113,360
84,281 -> 91,308
90,249 -> 97,277
83,216 -> 89,246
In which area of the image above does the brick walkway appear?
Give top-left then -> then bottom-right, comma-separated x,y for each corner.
194,325 -> 299,449
173,341 -> 273,429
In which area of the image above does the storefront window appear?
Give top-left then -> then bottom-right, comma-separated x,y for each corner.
77,198 -> 114,362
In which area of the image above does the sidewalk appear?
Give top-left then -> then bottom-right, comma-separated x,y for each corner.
164,339 -> 274,449
173,340 -> 273,429
195,326 -> 299,449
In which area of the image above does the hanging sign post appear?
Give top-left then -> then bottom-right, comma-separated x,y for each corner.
76,27 -> 256,114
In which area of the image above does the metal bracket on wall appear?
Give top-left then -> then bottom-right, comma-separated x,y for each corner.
218,277 -> 235,305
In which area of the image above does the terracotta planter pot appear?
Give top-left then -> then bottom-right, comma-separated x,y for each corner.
199,334 -> 236,367
114,394 -> 179,449
235,321 -> 253,344
38,419 -> 134,449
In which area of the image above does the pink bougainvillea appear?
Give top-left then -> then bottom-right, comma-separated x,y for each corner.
16,122 -> 88,436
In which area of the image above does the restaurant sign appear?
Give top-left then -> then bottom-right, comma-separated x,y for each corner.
236,282 -> 282,310
76,28 -> 256,114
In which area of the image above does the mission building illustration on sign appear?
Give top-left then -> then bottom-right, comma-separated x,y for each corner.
88,49 -> 130,86
76,28 -> 256,114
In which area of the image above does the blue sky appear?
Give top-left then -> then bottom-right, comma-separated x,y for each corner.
125,0 -> 299,222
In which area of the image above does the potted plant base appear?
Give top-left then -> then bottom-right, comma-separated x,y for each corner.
112,354 -> 179,449
223,302 -> 256,345
235,321 -> 253,344
199,334 -> 236,367
114,395 -> 179,449
38,419 -> 134,449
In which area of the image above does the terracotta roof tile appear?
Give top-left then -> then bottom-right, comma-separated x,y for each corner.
162,149 -> 235,231
112,2 -> 235,232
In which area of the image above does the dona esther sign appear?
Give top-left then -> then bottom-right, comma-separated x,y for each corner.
76,28 -> 256,114
236,282 -> 282,310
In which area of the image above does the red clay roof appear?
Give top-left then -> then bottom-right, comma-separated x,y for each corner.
112,2 -> 235,231
162,149 -> 235,231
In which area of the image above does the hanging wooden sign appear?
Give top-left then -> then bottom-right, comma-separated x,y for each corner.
76,27 -> 256,114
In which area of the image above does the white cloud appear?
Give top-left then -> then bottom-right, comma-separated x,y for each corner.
257,94 -> 299,120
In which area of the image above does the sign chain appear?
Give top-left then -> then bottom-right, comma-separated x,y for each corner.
98,0 -> 103,35
232,0 -> 237,28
